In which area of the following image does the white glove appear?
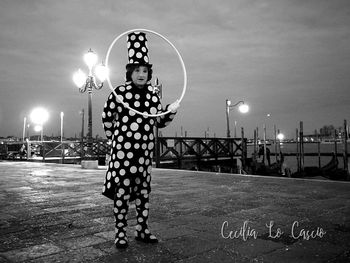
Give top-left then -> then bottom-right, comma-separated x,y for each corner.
168,100 -> 180,113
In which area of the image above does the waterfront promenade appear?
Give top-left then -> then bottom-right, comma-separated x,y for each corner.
0,161 -> 349,262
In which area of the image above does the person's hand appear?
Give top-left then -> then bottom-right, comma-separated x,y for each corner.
168,100 -> 180,113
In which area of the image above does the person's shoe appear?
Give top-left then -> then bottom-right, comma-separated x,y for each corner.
135,230 -> 158,243
115,232 -> 128,249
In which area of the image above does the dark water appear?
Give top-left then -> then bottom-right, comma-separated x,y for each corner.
247,142 -> 350,173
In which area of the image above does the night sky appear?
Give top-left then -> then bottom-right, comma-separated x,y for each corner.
1,0 -> 349,139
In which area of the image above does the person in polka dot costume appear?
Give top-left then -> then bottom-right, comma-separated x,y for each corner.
102,32 -> 179,249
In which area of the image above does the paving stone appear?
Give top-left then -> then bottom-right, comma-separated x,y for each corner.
0,161 -> 349,262
0,243 -> 62,262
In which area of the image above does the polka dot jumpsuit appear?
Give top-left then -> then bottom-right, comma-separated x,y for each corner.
102,81 -> 176,247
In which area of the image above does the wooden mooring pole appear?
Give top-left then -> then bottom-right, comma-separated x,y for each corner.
296,128 -> 300,172
344,119 -> 348,174
300,121 -> 304,172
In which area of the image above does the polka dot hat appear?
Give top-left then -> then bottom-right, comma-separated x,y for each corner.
126,32 -> 152,68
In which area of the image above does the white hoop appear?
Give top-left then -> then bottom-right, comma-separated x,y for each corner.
105,28 -> 187,117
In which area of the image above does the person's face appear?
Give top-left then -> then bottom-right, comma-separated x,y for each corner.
131,66 -> 149,87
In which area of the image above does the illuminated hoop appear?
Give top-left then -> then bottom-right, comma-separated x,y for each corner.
105,28 -> 187,117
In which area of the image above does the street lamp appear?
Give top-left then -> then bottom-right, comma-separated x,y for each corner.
73,48 -> 108,158
225,100 -> 249,138
30,107 -> 49,142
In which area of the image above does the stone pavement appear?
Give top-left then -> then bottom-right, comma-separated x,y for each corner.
0,161 -> 349,263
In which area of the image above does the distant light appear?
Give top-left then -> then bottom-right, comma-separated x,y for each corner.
34,125 -> 42,132
227,100 -> 231,106
267,113 -> 271,117
73,69 -> 87,88
239,104 -> 249,114
30,107 -> 49,125
277,133 -> 285,141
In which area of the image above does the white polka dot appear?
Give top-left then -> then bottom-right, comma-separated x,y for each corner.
135,94 -> 140,99
120,169 -> 126,176
112,171 -> 117,177
130,122 -> 139,131
134,42 -> 140,48
124,160 -> 130,166
139,167 -> 144,172
144,56 -> 149,63
116,200 -> 122,207
134,143 -> 140,149
142,143 -> 147,150
134,101 -> 140,107
124,179 -> 130,186
107,182 -> 111,189
143,135 -> 148,140
148,142 -> 154,150
122,116 -> 129,123
152,96 -> 158,103
136,52 -> 142,58
129,49 -> 135,57
127,152 -> 133,159
126,92 -> 132,99
130,166 -> 137,173
145,101 -> 149,107
134,133 -> 141,140
110,102 -> 115,109
130,35 -> 136,40
122,125 -> 127,132
117,136 -> 123,142
142,47 -> 146,52
146,94 -> 151,99
127,131 -> 132,137
148,86 -> 153,92
136,118 -> 142,123
129,110 -> 136,116
106,130 -> 112,137
139,157 -> 145,164
142,210 -> 148,217
150,107 -> 157,114
139,35 -> 144,41
144,124 -> 150,131
117,151 -> 125,159
105,122 -> 112,128
119,86 -> 125,92
136,199 -> 141,206
124,142 -> 131,149
107,172 -> 111,180
114,161 -> 120,169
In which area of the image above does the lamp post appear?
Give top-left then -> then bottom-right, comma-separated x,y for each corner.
60,112 -> 64,143
225,100 -> 249,138
23,117 -> 27,142
73,48 -> 108,159
154,77 -> 162,168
